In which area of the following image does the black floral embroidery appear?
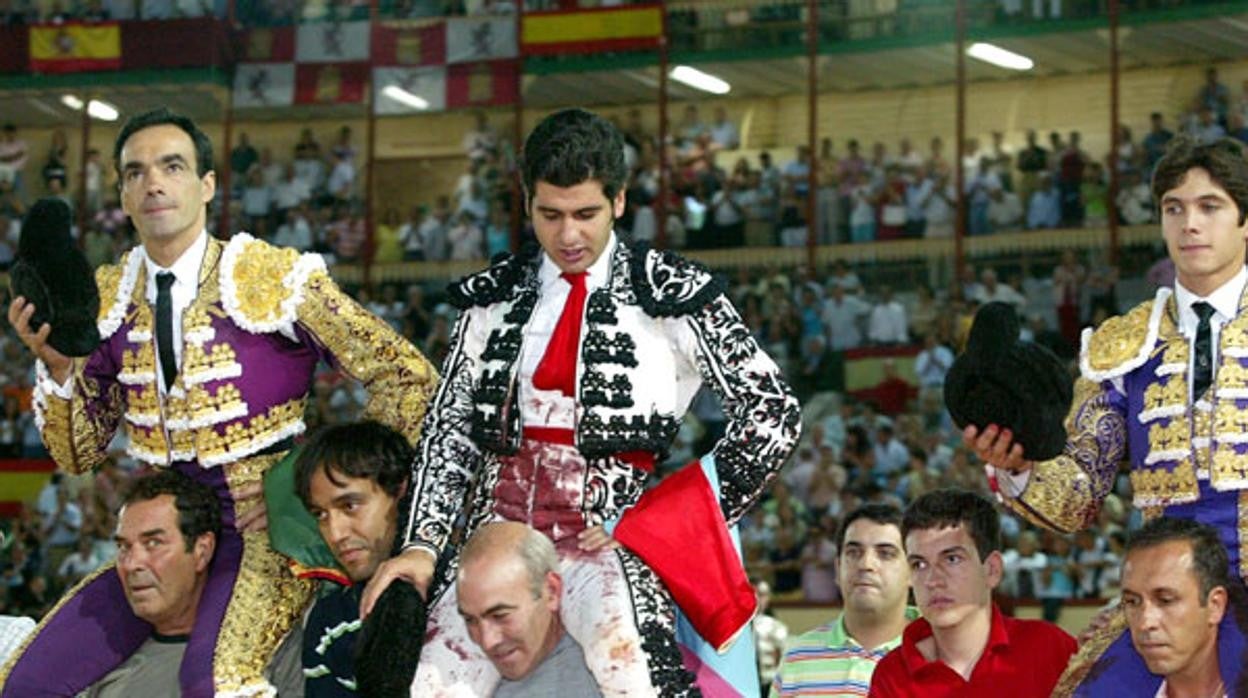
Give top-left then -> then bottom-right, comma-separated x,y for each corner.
578,412 -> 680,458
447,244 -> 539,309
480,328 -> 521,361
584,330 -> 638,367
585,290 -> 619,325
618,550 -> 700,696
628,241 -> 726,318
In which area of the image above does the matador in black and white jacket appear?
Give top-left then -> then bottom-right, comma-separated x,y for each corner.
365,108 -> 800,697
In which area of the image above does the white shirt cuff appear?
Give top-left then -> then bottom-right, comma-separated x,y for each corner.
36,360 -> 74,400
990,465 -> 1032,499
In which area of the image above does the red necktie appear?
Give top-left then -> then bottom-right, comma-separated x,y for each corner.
532,271 -> 587,397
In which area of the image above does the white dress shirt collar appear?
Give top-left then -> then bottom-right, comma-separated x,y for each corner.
142,230 -> 209,293
1175,265 -> 1247,335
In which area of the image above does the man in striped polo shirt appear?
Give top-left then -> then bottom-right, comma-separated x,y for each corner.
771,504 -> 917,696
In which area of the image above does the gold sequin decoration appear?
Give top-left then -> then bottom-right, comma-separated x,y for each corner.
193,398 -> 305,463
1160,330 -> 1189,366
93,261 -> 125,326
184,384 -> 247,426
1218,359 -> 1248,386
1131,456 -> 1200,502
296,271 -> 438,446
1222,318 -> 1248,349
120,342 -> 156,379
1049,604 -> 1128,698
1142,378 -> 1185,416
43,371 -> 125,474
128,423 -> 170,462
1240,491 -> 1248,582
183,304 -> 215,338
1007,377 -> 1122,533
125,384 -> 162,428
1215,401 -> 1248,436
1085,298 -> 1158,373
231,240 -> 301,327
1212,448 -> 1248,487
1147,419 -> 1188,454
212,452 -> 316,695
183,343 -> 239,378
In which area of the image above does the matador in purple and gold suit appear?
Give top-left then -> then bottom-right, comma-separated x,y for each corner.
991,280 -> 1248,697
0,232 -> 436,697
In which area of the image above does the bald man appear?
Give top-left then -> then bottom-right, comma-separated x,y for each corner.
456,522 -> 601,697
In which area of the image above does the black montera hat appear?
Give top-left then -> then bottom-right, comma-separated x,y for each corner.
354,580 -> 427,697
944,302 -> 1073,461
9,198 -> 101,357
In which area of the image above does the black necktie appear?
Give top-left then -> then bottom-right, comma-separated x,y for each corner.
156,272 -> 177,390
1193,301 -> 1215,400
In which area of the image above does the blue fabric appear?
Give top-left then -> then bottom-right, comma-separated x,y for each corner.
674,454 -> 760,696
1074,598 -> 1245,697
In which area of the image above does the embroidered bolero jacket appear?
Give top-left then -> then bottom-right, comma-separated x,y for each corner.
404,241 -> 801,556
33,233 -> 436,473
1000,286 -> 1248,541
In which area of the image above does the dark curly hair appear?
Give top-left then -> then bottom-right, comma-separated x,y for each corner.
902,488 -> 1001,561
294,420 -> 414,508
113,107 -> 215,179
1151,136 -> 1248,226
121,469 -> 221,553
1125,516 -> 1230,603
521,108 -> 628,202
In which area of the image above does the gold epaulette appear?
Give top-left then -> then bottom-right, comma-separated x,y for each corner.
219,233 -> 327,334
95,248 -> 143,340
1080,287 -> 1171,381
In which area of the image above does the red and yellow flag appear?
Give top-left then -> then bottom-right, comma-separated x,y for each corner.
0,459 -> 55,518
29,21 -> 121,74
521,4 -> 661,56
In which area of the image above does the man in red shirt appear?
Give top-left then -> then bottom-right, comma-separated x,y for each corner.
869,488 -> 1076,697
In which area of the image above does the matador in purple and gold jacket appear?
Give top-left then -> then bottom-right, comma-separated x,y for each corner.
0,232 -> 436,698
990,283 -> 1248,697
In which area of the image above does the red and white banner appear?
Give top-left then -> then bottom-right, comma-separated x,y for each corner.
294,62 -> 369,104
373,59 -> 517,115
372,22 -> 445,66
373,65 -> 446,114
296,20 -> 370,63
233,62 -> 296,108
445,16 -> 516,65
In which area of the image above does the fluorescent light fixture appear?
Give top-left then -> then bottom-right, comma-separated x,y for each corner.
382,85 -> 429,110
966,43 -> 1034,71
669,65 -> 730,95
87,100 -> 119,121
60,95 -> 120,121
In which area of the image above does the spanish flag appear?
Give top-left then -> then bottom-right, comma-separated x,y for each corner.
0,459 -> 55,518
29,22 -> 121,74
521,4 -> 661,56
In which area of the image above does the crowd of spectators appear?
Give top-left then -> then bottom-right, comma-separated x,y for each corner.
610,80 -> 1248,252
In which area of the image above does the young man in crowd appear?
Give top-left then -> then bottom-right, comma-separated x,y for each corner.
771,504 -> 917,697
869,488 -> 1076,697
966,136 -> 1248,694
